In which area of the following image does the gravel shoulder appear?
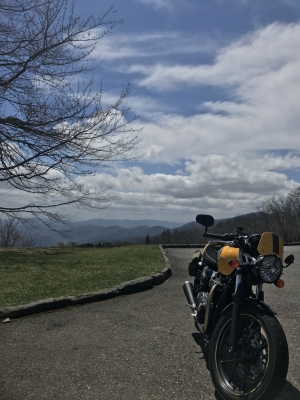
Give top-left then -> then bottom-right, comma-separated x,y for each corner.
0,247 -> 300,400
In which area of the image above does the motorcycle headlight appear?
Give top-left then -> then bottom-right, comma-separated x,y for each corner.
257,254 -> 282,283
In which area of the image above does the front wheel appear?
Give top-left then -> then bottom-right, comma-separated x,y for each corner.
209,305 -> 289,400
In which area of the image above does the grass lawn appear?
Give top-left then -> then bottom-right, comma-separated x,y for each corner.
0,245 -> 165,308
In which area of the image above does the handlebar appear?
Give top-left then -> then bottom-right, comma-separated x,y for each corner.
203,232 -> 235,241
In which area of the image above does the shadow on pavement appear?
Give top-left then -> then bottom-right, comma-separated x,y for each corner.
277,380 -> 300,400
192,331 -> 210,370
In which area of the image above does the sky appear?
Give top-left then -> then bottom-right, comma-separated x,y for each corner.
5,0 -> 300,224
70,0 -> 300,223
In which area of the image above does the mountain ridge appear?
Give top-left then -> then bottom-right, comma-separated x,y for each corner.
33,219 -> 185,247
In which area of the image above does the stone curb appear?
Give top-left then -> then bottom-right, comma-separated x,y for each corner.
159,244 -> 173,268
0,256 -> 172,321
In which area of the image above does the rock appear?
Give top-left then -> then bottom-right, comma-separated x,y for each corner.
117,276 -> 154,295
3,318 -> 10,323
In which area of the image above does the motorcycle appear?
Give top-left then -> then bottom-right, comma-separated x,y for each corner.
183,214 -> 295,400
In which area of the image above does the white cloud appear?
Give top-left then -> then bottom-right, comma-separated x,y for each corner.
2,152 -> 299,222
112,22 -> 300,172
102,92 -> 174,119
75,153 -> 299,220
136,0 -> 173,11
131,102 -> 300,165
128,23 -> 300,90
93,30 -> 217,61
279,0 -> 300,10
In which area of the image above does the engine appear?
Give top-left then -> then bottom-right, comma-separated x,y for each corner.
196,268 -> 221,325
198,266 -> 220,291
196,291 -> 208,325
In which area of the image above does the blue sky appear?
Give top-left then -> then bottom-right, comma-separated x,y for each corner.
63,0 -> 300,223
28,0 -> 300,223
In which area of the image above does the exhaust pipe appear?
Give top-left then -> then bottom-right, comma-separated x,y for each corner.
183,281 -> 220,334
183,281 -> 196,309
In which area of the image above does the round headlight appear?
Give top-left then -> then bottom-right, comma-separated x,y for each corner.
258,255 -> 282,283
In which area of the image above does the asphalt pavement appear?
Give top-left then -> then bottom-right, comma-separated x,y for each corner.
0,246 -> 300,400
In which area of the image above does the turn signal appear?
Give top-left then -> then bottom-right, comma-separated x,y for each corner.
275,279 -> 285,288
229,259 -> 239,269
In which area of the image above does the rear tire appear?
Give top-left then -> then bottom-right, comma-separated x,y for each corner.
209,305 -> 289,400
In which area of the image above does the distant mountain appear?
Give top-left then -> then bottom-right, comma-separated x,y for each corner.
170,218 -> 224,233
72,218 -> 183,229
150,213 -> 272,245
174,221 -> 199,231
33,218 -> 184,247
68,224 -> 167,245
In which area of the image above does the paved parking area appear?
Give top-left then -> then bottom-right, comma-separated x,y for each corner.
0,246 -> 299,400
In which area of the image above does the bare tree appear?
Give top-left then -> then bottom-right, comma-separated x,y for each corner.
285,187 -> 300,241
0,0 -> 140,229
0,217 -> 36,247
261,188 -> 300,242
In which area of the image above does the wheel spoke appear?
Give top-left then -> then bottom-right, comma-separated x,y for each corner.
221,359 -> 236,364
228,362 -> 237,383
256,342 -> 268,354
248,325 -> 260,339
242,370 -> 249,393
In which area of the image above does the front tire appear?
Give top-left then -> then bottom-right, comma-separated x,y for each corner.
209,305 -> 289,400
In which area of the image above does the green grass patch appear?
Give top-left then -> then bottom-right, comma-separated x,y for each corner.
0,245 -> 165,308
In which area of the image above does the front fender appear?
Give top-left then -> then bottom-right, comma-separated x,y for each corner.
221,298 -> 277,317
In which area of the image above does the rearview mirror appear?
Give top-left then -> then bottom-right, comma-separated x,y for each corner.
196,214 -> 214,227
284,254 -> 294,267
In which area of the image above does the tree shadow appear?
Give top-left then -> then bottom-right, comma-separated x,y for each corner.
192,332 -> 300,400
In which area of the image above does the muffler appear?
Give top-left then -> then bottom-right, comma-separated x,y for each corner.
183,281 -> 196,310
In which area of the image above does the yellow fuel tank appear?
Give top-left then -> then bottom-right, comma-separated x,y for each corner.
217,246 -> 239,276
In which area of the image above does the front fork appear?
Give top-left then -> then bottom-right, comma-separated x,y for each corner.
256,282 -> 264,301
230,269 -> 243,353
230,270 -> 264,353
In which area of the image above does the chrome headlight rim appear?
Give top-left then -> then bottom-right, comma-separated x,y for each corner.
257,254 -> 283,284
